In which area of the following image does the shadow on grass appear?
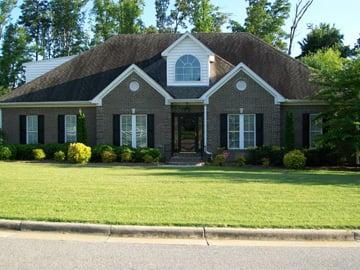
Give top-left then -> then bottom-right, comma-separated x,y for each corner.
41,162 -> 360,187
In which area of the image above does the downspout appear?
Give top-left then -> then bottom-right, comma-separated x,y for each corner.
203,104 -> 213,160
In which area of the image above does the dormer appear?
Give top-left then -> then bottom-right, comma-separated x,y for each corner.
162,33 -> 215,87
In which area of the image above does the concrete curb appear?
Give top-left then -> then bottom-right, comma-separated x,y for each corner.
0,219 -> 358,241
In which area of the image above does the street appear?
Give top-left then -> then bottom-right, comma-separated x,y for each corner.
0,230 -> 359,270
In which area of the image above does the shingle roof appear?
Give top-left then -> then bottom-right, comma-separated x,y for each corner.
0,32 -> 315,103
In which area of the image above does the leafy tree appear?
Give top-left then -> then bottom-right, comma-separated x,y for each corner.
284,112 -> 295,152
116,0 -> 144,34
50,0 -> 89,57
190,0 -> 228,33
77,110 -> 88,144
0,0 -> 16,40
0,23 -> 29,89
299,23 -> 351,57
92,0 -> 117,43
230,0 -> 290,51
0,86 -> 10,96
304,49 -> 360,165
144,25 -> 158,34
19,0 -> 51,61
155,0 -> 170,32
168,0 -> 191,33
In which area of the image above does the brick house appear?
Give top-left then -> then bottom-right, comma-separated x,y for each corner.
0,33 -> 324,160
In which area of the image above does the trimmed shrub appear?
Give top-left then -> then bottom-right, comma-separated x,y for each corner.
77,110 -> 88,144
67,143 -> 91,164
261,157 -> 270,167
54,151 -> 65,161
236,156 -> 246,167
214,154 -> 226,166
121,149 -> 133,162
91,144 -> 113,162
143,154 -> 154,163
101,150 -> 117,163
0,145 -> 11,160
41,144 -> 69,159
246,146 -> 285,166
283,150 -> 306,169
33,148 -> 46,160
304,148 -> 344,166
14,144 -> 37,160
147,148 -> 161,162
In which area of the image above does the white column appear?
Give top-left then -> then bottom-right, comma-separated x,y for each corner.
203,104 -> 207,149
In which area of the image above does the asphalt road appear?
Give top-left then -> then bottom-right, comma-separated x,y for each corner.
0,230 -> 359,270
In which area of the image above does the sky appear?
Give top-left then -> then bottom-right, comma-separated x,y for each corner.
11,0 -> 360,57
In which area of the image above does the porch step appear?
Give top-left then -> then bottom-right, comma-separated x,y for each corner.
168,153 -> 204,166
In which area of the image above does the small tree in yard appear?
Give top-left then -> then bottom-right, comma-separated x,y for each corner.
284,112 -> 295,152
77,110 -> 88,144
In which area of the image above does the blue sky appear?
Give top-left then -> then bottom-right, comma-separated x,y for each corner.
11,0 -> 360,56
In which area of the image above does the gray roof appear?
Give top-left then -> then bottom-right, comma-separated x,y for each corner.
0,33 -> 315,103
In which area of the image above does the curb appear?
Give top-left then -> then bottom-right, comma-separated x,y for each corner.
0,219 -> 358,241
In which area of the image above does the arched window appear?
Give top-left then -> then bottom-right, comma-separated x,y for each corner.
175,55 -> 201,81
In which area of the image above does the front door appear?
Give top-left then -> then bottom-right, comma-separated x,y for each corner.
173,113 -> 203,153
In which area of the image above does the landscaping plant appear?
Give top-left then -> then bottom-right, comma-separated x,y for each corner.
0,145 -> 11,160
76,110 -> 88,144
101,150 -> 117,163
236,156 -> 246,167
33,148 -> 46,160
54,150 -> 65,161
67,143 -> 91,164
283,149 -> 306,169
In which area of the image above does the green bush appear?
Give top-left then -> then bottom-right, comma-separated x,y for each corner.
143,154 -> 154,163
54,151 -> 65,161
214,154 -> 226,166
121,149 -> 133,162
77,110 -> 88,144
304,148 -> 345,166
0,146 -> 12,160
261,157 -> 270,167
236,156 -> 246,167
101,150 -> 117,163
67,143 -> 91,164
283,150 -> 306,169
147,148 -> 161,162
41,144 -> 69,159
284,112 -> 295,152
33,148 -> 46,160
246,146 -> 284,166
0,128 -> 6,144
13,144 -> 37,160
91,144 -> 114,162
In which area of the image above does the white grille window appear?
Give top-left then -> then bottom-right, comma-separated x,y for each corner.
65,115 -> 77,143
27,115 -> 38,144
121,115 -> 147,148
175,55 -> 201,81
310,114 -> 322,148
228,114 -> 256,149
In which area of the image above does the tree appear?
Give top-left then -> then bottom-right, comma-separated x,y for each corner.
50,0 -> 89,57
299,23 -> 351,57
288,0 -> 313,56
116,0 -> 144,34
92,0 -> 117,43
304,49 -> 360,165
77,110 -> 88,144
19,0 -> 51,61
230,0 -> 291,51
190,0 -> 228,33
0,23 -> 29,89
284,112 -> 295,152
0,0 -> 16,40
155,0 -> 170,32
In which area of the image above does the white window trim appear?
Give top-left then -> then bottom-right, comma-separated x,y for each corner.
26,115 -> 38,144
64,114 -> 77,143
120,114 -> 147,148
227,114 -> 256,150
309,113 -> 323,148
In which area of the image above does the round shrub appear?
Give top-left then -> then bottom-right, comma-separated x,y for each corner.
91,144 -> 113,162
0,146 -> 12,160
214,154 -> 226,166
261,157 -> 270,167
121,150 -> 132,162
236,156 -> 246,167
283,150 -> 306,169
101,150 -> 117,163
33,148 -> 46,161
143,154 -> 154,163
67,143 -> 91,164
54,150 -> 65,162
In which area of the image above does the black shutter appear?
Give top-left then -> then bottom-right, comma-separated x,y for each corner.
19,115 -> 26,144
302,113 -> 310,148
220,114 -> 228,149
113,114 -> 120,146
147,114 -> 155,148
38,115 -> 44,144
256,114 -> 264,147
58,115 -> 65,143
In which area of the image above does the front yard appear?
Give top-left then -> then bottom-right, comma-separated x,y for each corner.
0,162 -> 359,229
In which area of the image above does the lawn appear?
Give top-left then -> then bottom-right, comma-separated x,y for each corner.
0,162 -> 359,229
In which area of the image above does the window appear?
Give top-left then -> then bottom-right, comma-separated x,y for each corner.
65,115 -> 77,143
309,114 -> 322,148
121,115 -> 147,148
175,55 -> 201,81
26,115 -> 38,144
228,114 -> 256,149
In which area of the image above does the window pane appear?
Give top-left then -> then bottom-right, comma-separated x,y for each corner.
121,115 -> 132,146
27,116 -> 38,144
229,132 -> 240,149
136,115 -> 147,148
244,132 -> 255,148
310,114 -> 322,147
175,55 -> 201,81
228,115 -> 239,132
65,115 -> 77,143
244,114 -> 255,132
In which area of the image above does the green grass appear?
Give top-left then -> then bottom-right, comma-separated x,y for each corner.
0,162 -> 359,229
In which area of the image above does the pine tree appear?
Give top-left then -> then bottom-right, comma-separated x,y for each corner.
50,0 -> 89,57
77,110 -> 88,144
0,23 -> 29,89
155,0 -> 170,32
0,0 -> 16,40
191,0 -> 227,33
116,0 -> 145,34
19,0 -> 51,61
92,0 -> 117,43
